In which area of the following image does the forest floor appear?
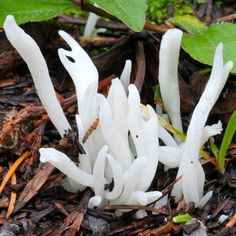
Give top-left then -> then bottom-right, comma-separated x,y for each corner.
0,1 -> 235,235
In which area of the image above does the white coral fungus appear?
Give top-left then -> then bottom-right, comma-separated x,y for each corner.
4,15 -> 161,211
4,15 -> 71,137
4,15 -> 233,212
158,29 -> 233,207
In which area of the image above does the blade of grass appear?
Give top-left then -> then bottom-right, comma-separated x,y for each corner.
157,115 -> 186,141
157,115 -> 210,159
217,110 -> 236,173
140,104 -> 210,159
209,137 -> 219,158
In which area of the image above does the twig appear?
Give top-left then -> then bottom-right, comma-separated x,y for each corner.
134,41 -> 146,92
57,14 -> 128,30
215,13 -> 236,22
138,221 -> 173,236
226,213 -> 236,228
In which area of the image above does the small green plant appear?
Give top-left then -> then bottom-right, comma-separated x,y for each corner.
214,111 -> 236,173
147,0 -> 192,24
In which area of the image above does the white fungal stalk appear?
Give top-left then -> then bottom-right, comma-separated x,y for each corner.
58,30 -> 99,132
4,15 -> 71,137
83,11 -> 99,37
83,3 -> 100,37
158,29 -> 183,137
157,29 -> 232,207
171,43 -> 233,206
120,60 -> 132,93
40,148 -> 94,187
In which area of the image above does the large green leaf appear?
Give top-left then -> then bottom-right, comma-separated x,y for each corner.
0,0 -> 77,27
91,0 -> 146,32
182,23 -> 236,73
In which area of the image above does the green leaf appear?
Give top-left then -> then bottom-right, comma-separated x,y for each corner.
209,137 -> 219,158
217,110 -> 236,173
0,0 -> 77,27
169,15 -> 207,35
173,213 -> 192,224
182,23 -> 236,73
91,0 -> 146,32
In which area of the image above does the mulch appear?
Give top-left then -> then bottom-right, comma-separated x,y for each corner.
0,1 -> 235,235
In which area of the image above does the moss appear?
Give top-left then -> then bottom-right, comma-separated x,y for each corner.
147,0 -> 193,24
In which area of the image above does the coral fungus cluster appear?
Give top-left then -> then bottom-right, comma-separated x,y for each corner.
3,15 -> 233,215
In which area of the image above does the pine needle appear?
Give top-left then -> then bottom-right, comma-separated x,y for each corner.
0,151 -> 31,194
6,162 -> 17,218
